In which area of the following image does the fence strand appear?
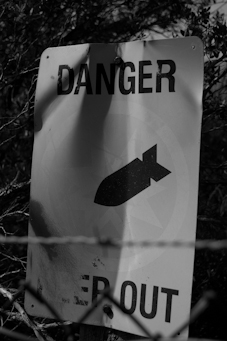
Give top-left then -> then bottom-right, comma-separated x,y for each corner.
0,235 -> 227,250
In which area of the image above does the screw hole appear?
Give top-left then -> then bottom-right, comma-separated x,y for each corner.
103,304 -> 114,319
114,56 -> 123,65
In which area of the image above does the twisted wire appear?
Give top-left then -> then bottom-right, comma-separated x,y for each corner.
0,235 -> 227,250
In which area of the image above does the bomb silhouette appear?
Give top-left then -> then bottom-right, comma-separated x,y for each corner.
94,144 -> 171,206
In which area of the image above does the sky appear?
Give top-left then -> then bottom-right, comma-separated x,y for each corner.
211,0 -> 227,19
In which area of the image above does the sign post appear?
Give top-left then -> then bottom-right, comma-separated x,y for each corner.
25,38 -> 203,339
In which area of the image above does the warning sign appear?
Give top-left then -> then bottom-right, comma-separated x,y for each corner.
25,38 -> 203,337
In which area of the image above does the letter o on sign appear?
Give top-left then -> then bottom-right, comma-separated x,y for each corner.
120,281 -> 137,314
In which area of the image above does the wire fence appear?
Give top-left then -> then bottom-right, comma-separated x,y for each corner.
0,235 -> 227,341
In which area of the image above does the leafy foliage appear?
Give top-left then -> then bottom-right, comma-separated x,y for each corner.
0,0 -> 227,340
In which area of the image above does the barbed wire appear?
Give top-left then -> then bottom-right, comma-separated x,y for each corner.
1,236 -> 226,340
1,231 -> 226,340
0,235 -> 227,250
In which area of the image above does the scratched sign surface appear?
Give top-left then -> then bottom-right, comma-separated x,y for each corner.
25,38 -> 203,337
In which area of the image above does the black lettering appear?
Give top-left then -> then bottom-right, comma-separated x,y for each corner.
120,281 -> 137,314
156,60 -> 176,92
96,63 -> 116,94
140,284 -> 158,319
74,63 -> 92,94
57,65 -> 74,95
119,62 -> 135,95
73,295 -> 88,306
139,61 -> 152,93
161,287 -> 179,323
92,276 -> 110,304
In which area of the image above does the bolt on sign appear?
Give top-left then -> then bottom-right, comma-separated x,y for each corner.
25,37 -> 203,338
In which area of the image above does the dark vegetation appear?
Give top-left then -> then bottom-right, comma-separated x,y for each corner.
0,0 -> 227,340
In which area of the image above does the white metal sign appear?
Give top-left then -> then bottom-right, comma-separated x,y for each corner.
25,38 -> 203,337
